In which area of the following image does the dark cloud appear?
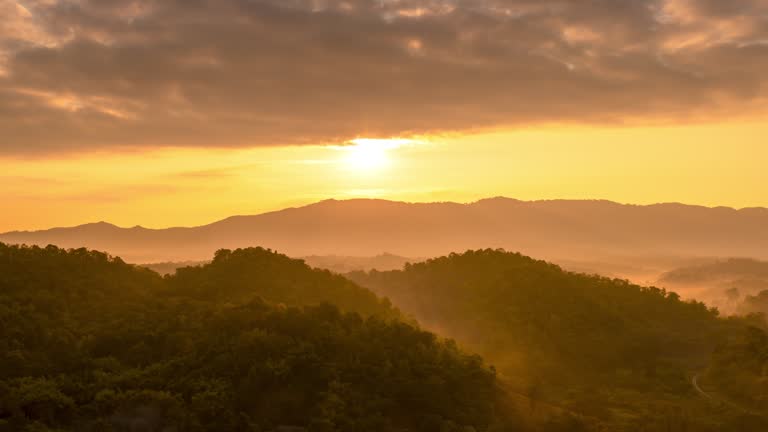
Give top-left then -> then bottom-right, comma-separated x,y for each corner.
0,0 -> 767,153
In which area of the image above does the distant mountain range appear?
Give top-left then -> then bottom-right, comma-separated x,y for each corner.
1,197 -> 767,263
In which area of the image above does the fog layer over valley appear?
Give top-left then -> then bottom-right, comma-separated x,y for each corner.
657,258 -> 768,316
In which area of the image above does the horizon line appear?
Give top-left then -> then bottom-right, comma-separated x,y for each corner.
3,196 -> 767,234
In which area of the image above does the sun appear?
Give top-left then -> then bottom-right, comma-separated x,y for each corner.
341,138 -> 413,172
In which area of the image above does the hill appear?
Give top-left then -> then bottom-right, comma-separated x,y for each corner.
141,253 -> 415,276
0,243 -> 535,431
0,244 -> 399,380
165,247 -> 399,319
658,258 -> 768,314
4,243 -> 768,430
660,258 -> 768,285
2,198 -> 767,263
349,249 -> 766,430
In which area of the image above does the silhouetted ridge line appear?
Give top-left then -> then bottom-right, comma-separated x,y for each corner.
1,197 -> 767,263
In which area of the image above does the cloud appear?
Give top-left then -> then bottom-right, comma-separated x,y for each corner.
0,0 -> 767,154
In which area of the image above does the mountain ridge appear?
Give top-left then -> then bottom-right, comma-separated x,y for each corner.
2,197 -> 767,263
6,197 -> 768,234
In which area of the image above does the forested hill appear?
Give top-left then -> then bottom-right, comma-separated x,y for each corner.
349,249 -> 766,429
660,258 -> 768,285
350,250 -> 736,371
4,243 -> 768,431
0,244 -> 400,376
165,247 -> 399,319
0,243 -> 543,431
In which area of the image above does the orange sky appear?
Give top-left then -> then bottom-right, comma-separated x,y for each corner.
2,0 -> 767,232
2,120 -> 767,232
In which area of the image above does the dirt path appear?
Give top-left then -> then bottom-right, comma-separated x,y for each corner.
692,374 -> 713,400
692,373 -> 763,416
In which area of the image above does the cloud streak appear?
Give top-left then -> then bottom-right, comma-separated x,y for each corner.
1,0 -> 767,153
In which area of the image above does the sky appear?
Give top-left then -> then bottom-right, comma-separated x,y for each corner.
1,0 -> 767,231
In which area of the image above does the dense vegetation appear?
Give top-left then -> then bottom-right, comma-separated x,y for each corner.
5,244 -> 768,431
350,249 -> 767,430
166,248 -> 400,320
0,243 -> 525,432
739,290 -> 768,317
706,326 -> 768,411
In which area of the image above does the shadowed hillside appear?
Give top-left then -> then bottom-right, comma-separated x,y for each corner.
0,243 -> 543,432
165,247 -> 400,320
705,327 -> 768,414
349,249 -> 767,430
2,198 -> 767,263
4,243 -> 768,431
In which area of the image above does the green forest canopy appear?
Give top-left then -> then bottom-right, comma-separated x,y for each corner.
0,243 -> 533,432
2,244 -> 767,431
349,249 -> 767,429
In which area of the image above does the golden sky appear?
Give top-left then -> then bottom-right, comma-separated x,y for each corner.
1,0 -> 767,231
2,120 -> 767,232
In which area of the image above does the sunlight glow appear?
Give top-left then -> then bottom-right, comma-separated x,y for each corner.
341,138 -> 415,172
